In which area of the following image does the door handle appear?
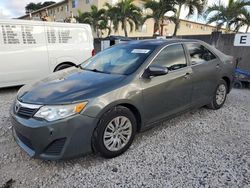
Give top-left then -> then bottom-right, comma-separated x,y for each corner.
216,64 -> 220,69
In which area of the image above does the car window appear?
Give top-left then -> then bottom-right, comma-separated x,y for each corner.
186,43 -> 216,64
152,44 -> 187,71
80,44 -> 156,75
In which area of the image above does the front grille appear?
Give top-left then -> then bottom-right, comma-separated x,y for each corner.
44,138 -> 66,156
16,131 -> 34,150
14,100 -> 41,118
17,107 -> 38,118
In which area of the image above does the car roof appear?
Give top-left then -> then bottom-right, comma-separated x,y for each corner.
105,35 -> 133,41
126,39 -> 202,47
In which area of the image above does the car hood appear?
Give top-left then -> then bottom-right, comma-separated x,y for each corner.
17,67 -> 126,104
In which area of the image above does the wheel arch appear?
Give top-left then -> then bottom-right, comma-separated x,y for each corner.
222,76 -> 231,93
95,101 -> 143,132
118,103 -> 142,132
53,62 -> 76,72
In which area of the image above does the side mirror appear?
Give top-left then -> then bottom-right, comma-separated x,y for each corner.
142,65 -> 169,78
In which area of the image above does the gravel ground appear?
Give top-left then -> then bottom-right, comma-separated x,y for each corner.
0,87 -> 249,188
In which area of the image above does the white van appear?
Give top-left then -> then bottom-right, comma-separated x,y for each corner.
0,19 -> 94,88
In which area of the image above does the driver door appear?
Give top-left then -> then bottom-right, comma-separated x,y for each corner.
140,44 -> 193,125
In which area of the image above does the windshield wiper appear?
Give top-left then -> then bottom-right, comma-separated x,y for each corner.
81,68 -> 110,74
76,64 -> 84,69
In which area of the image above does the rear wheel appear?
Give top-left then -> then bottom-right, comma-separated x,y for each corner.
92,106 -> 136,158
207,79 -> 227,110
54,63 -> 73,72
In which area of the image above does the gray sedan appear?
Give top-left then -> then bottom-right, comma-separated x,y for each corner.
10,39 -> 234,160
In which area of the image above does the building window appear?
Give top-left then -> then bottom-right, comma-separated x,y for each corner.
65,5 -> 69,12
72,0 -> 78,8
86,0 -> 90,4
186,23 -> 193,28
57,7 -> 59,12
61,6 -> 63,11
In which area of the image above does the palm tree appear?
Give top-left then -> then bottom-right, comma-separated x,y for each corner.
241,12 -> 250,33
99,20 -> 111,37
206,0 -> 250,32
103,2 -> 117,36
111,0 -> 143,37
234,8 -> 250,33
173,0 -> 206,36
76,5 -> 106,38
144,0 -> 176,36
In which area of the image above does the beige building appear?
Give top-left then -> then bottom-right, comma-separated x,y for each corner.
18,0 -> 222,37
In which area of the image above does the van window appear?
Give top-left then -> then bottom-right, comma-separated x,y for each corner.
186,43 -> 216,64
152,44 -> 187,71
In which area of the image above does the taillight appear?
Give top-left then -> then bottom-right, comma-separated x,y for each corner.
92,49 -> 95,56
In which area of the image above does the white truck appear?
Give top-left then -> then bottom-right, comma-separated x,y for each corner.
0,19 -> 94,88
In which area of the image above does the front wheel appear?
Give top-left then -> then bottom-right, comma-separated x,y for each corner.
92,106 -> 137,158
207,79 -> 228,110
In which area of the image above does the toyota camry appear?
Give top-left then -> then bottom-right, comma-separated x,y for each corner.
10,39 -> 234,160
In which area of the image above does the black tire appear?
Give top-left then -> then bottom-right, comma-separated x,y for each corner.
207,79 -> 228,110
54,64 -> 73,72
233,81 -> 243,89
92,106 -> 137,158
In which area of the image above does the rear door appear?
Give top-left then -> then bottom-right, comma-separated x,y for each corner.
0,21 -> 49,87
141,43 -> 193,125
184,43 -> 221,105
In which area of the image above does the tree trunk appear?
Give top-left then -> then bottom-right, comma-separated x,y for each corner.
225,22 -> 230,33
160,19 -> 164,36
246,25 -> 249,33
108,21 -> 112,36
96,26 -> 100,38
123,20 -> 128,37
173,21 -> 179,36
173,5 -> 181,36
157,22 -> 161,35
153,22 -> 158,35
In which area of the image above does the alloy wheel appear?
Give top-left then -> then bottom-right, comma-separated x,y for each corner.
216,84 -> 226,105
103,116 -> 132,151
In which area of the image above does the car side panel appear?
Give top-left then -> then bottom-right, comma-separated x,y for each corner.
140,67 -> 193,126
190,59 -> 222,105
81,79 -> 145,126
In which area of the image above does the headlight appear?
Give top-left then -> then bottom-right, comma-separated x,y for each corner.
34,102 -> 88,122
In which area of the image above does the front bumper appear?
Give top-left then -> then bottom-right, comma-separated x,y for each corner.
10,110 -> 98,160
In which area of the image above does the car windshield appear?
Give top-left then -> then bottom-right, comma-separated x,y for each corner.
80,44 -> 156,75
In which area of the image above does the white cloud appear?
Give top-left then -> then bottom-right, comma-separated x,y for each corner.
0,8 -> 12,19
0,0 -> 61,18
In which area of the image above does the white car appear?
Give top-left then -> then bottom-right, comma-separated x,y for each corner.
0,19 -> 94,88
